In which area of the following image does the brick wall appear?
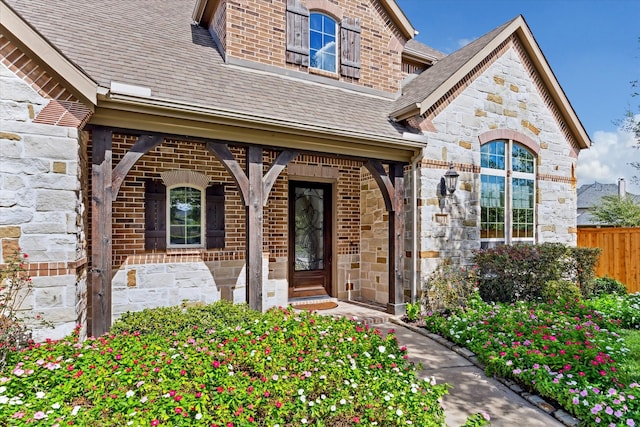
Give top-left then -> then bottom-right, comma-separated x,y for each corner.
90,134 -> 368,311
219,0 -> 406,93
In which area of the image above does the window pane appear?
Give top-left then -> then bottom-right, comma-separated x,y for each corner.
512,178 -> 534,239
310,13 -> 322,31
481,174 -> 505,239
481,141 -> 505,170
512,144 -> 534,173
169,186 -> 202,246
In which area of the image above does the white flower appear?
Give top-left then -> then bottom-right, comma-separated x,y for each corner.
71,406 -> 81,416
195,413 -> 202,420
125,390 -> 135,398
52,402 -> 61,409
330,405 -> 337,411
301,418 -> 308,424
378,345 -> 386,353
36,391 -> 46,399
396,409 -> 403,416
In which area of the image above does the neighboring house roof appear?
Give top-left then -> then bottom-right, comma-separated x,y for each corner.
577,182 -> 640,226
391,15 -> 591,151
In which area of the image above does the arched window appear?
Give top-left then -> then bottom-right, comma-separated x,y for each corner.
480,140 -> 535,248
168,185 -> 204,247
309,12 -> 337,73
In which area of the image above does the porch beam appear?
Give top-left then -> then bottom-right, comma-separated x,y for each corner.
91,127 -> 113,337
112,134 -> 163,198
246,146 -> 264,311
206,142 -> 250,205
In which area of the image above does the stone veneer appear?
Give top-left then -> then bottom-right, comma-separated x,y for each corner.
414,41 -> 578,285
0,61 -> 86,340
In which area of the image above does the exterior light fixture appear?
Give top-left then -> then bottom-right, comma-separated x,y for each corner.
440,162 -> 459,196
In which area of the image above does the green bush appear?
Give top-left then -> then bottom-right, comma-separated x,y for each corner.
111,300 -> 262,336
582,276 -> 628,299
473,243 -> 600,303
422,260 -> 477,313
541,279 -> 582,303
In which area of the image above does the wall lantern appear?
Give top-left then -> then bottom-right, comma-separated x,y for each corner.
440,162 -> 459,196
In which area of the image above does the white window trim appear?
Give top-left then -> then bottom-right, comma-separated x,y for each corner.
481,139 -> 536,246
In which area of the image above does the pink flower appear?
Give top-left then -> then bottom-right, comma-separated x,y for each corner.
33,411 -> 46,420
150,420 -> 159,426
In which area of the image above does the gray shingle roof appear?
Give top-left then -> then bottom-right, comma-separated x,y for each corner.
577,182 -> 639,226
5,0 -> 522,144
404,39 -> 446,62
393,18 -> 516,113
5,0 -> 408,140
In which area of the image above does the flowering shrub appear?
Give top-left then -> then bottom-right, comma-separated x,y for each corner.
423,294 -> 639,426
0,303 -> 452,426
586,293 -> 640,330
0,251 -> 37,370
422,260 -> 477,313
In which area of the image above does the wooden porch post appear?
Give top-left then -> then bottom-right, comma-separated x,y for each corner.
91,127 -> 113,337
246,146 -> 264,311
388,163 -> 405,315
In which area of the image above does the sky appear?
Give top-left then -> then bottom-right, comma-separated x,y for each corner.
396,0 -> 640,194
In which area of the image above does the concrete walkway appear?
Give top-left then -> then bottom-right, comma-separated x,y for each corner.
298,300 -> 572,427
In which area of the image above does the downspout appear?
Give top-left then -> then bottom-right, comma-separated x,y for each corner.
403,133 -> 428,303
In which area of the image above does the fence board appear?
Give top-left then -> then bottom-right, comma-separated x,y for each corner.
577,227 -> 640,293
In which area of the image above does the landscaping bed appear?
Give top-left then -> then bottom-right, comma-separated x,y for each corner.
1,301 -> 453,426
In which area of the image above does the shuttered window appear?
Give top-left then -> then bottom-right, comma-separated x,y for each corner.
144,180 -> 225,250
285,0 -> 360,79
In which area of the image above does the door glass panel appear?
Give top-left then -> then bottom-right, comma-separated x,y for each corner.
294,187 -> 325,271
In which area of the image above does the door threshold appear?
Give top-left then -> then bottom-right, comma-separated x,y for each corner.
288,295 -> 338,306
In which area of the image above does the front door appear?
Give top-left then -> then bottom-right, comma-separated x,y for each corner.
288,181 -> 332,298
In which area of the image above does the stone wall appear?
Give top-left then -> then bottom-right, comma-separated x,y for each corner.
0,61 -> 86,340
414,40 -> 579,283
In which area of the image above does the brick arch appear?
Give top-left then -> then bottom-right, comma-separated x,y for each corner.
305,0 -> 343,20
478,129 -> 540,156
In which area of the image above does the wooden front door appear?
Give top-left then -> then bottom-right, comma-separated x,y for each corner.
288,181 -> 332,298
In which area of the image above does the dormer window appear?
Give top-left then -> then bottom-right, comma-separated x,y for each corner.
310,13 -> 337,73
286,0 -> 360,79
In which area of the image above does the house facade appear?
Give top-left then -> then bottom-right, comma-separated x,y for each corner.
0,0 -> 590,340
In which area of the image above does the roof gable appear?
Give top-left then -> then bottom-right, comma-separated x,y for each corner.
0,0 -> 97,106
392,15 -> 591,150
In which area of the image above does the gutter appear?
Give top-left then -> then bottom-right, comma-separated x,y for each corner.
100,90 -> 427,150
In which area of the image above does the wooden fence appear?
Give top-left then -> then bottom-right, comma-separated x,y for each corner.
577,227 -> 640,293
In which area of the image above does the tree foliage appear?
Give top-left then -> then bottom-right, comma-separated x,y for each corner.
589,194 -> 640,227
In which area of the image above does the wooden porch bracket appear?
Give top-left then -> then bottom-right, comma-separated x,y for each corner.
206,142 -> 250,205
112,134 -> 163,198
364,160 -> 406,315
263,150 -> 299,206
206,143 -> 298,311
